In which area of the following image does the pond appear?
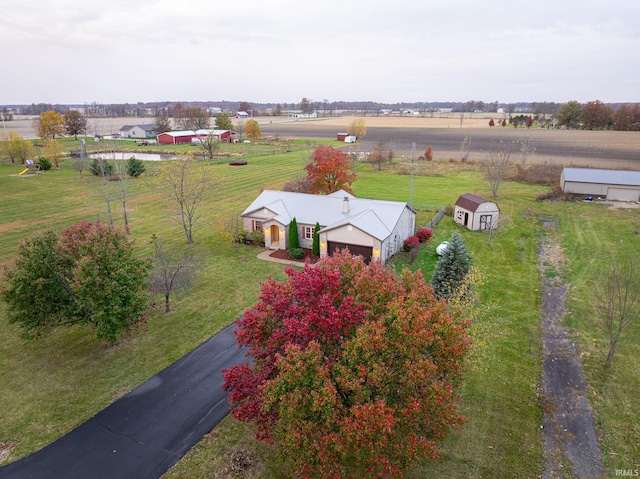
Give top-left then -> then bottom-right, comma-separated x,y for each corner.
88,152 -> 178,161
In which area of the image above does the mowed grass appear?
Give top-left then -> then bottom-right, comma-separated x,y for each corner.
0,148 -> 310,460
1,151 -> 638,478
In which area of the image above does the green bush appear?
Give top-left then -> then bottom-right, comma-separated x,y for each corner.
289,247 -> 304,259
250,229 -> 264,246
126,157 -> 146,178
312,222 -> 321,256
36,157 -> 52,171
90,158 -> 114,176
288,217 -> 299,250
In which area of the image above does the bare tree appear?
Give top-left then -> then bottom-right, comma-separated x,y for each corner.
518,130 -> 536,165
73,140 -> 89,177
221,213 -> 245,246
158,156 -> 219,244
283,172 -> 311,193
369,139 -> 393,171
486,213 -> 513,245
112,152 -> 131,234
592,257 -> 640,367
196,134 -> 220,159
149,235 -> 200,313
460,135 -> 472,162
91,155 -> 114,225
483,139 -> 515,197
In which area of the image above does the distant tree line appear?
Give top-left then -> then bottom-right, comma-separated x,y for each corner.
6,99 -> 640,131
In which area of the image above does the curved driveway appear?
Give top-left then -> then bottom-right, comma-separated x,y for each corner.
0,324 -> 245,479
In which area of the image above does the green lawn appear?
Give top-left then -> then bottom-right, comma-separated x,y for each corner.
1,150 -> 638,478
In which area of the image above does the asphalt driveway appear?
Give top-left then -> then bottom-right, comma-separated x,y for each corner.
0,324 -> 246,479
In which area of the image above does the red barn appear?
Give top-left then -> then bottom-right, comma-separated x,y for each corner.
195,129 -> 236,142
157,130 -> 198,145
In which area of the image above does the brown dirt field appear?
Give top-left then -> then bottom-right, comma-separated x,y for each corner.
7,114 -> 640,169
260,118 -> 640,169
304,114 -> 492,129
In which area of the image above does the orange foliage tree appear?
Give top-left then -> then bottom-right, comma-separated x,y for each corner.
223,251 -> 471,478
305,145 -> 356,194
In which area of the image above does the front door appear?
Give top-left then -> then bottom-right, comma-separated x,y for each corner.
270,225 -> 280,246
480,214 -> 492,230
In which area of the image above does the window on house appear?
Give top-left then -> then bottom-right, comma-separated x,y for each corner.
252,220 -> 262,231
456,209 -> 464,220
303,226 -> 313,240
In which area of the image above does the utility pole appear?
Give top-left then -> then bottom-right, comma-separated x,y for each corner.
399,142 -> 417,208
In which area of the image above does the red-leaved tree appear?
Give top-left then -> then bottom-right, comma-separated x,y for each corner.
223,250 -> 471,478
305,146 -> 356,194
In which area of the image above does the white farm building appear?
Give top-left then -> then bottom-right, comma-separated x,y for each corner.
560,167 -> 640,201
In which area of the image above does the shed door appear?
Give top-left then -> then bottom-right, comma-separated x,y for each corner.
328,242 -> 373,264
480,214 -> 492,230
607,188 -> 640,202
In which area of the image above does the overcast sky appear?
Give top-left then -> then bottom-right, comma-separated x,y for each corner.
1,0 -> 638,106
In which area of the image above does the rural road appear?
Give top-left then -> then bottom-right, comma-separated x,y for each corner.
0,324 -> 245,479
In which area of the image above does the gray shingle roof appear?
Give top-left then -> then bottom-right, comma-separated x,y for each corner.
242,190 -> 411,241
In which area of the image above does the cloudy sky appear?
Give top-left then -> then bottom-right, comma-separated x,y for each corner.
1,0 -> 638,105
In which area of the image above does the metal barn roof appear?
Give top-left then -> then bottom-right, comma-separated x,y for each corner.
563,167 -> 640,187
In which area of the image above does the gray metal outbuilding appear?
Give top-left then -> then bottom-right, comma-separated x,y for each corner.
560,167 -> 640,201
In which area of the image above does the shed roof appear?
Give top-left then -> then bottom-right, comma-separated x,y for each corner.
158,130 -> 197,137
242,190 -> 412,242
455,193 -> 494,212
563,167 -> 640,187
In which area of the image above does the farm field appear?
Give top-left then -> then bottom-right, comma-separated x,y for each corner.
8,114 -> 640,169
0,135 -> 639,478
260,118 -> 640,168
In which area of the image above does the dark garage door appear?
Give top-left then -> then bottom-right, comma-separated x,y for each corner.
328,241 -> 373,264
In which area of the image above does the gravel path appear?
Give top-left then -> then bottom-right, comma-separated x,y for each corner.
539,220 -> 605,479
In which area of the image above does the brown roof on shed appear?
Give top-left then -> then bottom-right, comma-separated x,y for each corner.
455,193 -> 491,213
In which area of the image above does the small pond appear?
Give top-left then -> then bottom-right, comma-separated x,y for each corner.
88,152 -> 178,161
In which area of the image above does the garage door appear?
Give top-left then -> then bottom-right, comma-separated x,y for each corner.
607,187 -> 640,202
328,242 -> 373,264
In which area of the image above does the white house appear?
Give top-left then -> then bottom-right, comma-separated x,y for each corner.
119,124 -> 156,138
560,167 -> 640,201
454,193 -> 500,231
241,190 -> 416,264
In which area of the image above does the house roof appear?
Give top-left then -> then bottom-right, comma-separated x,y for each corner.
120,124 -> 155,132
455,193 -> 494,212
241,190 -> 412,242
563,167 -> 640,187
